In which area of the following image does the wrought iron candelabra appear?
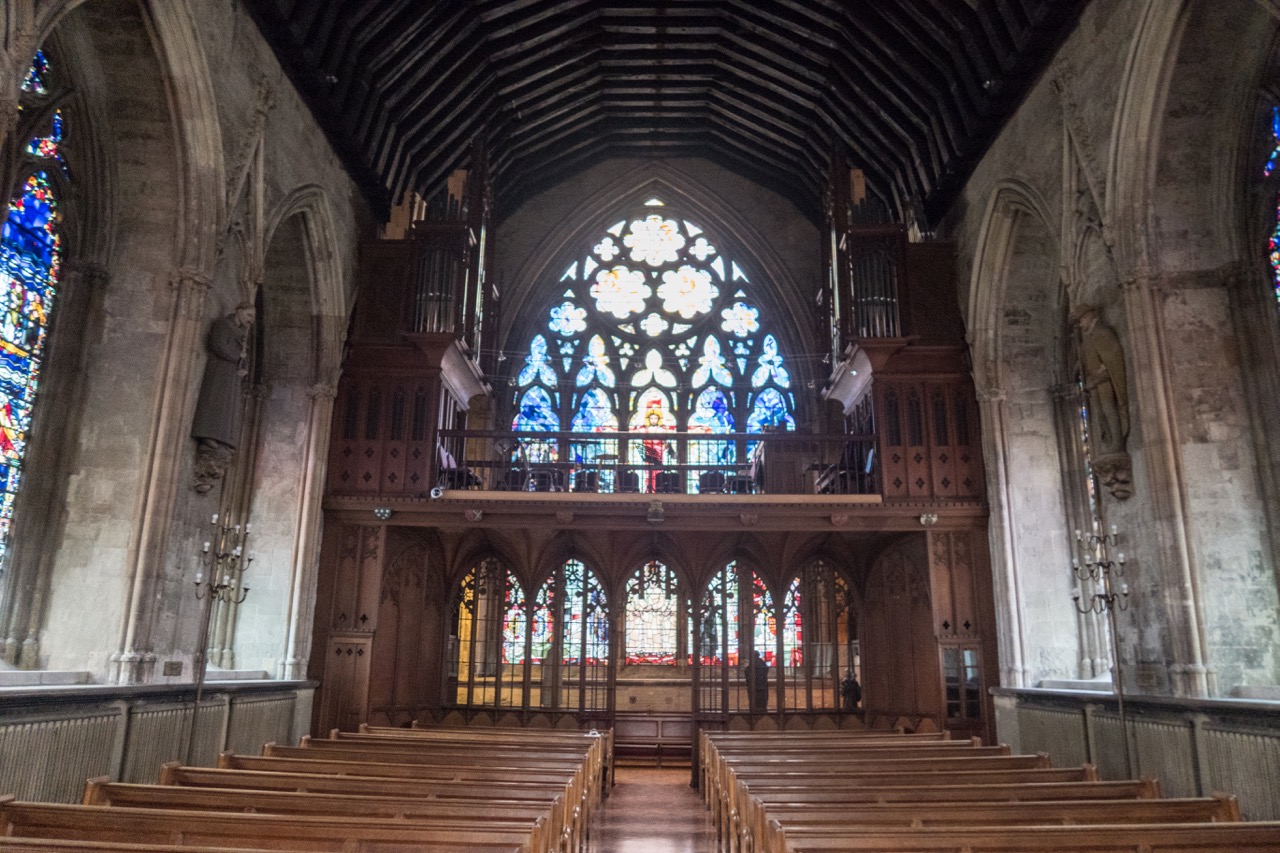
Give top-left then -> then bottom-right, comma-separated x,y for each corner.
1071,523 -> 1133,777
185,513 -> 253,765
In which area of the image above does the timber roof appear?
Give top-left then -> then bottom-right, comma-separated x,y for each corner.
244,0 -> 1085,221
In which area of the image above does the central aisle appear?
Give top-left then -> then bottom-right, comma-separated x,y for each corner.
592,767 -> 717,852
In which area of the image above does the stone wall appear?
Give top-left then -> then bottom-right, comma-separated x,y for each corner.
946,0 -> 1280,694
1,0 -> 369,683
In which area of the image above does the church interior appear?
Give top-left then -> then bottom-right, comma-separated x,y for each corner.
2,0 -> 1280,848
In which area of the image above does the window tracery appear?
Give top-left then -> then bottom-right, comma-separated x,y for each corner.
1266,105 -> 1280,306
451,558 -> 609,712
511,201 -> 796,489
0,50 -> 65,564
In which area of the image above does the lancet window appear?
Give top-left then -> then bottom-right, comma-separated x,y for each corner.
511,199 -> 795,492
450,558 -> 609,713
624,561 -> 685,665
696,561 -> 857,714
0,50 -> 67,564
1265,105 -> 1280,306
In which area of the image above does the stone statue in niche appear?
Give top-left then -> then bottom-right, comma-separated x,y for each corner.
192,302 -> 255,493
1071,303 -> 1132,499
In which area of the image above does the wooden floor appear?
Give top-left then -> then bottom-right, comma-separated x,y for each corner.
592,767 -> 715,852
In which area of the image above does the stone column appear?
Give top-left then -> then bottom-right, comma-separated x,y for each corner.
975,386 -> 1030,688
278,382 -> 337,680
1119,273 -> 1211,697
110,268 -> 211,685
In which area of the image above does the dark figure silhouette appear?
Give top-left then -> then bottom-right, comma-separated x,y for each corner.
744,650 -> 770,713
841,670 -> 862,710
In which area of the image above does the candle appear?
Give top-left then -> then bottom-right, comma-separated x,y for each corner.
1117,552 -> 1126,564
195,572 -> 203,584
1120,581 -> 1130,596
211,513 -> 218,525
202,541 -> 210,554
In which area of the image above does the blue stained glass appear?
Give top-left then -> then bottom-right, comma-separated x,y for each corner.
1268,106 -> 1280,306
691,337 -> 733,388
549,301 -> 586,336
520,204 -> 799,447
25,110 -> 63,162
575,335 -> 615,387
21,51 -> 48,94
572,387 -> 617,432
513,386 -> 559,432
747,388 -> 795,433
721,301 -> 759,337
689,387 -> 734,433
518,334 -> 557,387
1267,106 -> 1280,177
0,171 -> 61,565
750,335 -> 790,388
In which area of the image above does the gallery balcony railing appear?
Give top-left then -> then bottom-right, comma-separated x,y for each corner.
431,429 -> 879,497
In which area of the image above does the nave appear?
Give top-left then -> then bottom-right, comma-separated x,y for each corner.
3,722 -> 1280,852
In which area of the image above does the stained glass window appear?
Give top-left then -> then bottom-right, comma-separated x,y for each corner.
21,51 -> 49,95
0,52 -> 65,566
1266,106 -> 1280,306
452,559 -> 610,711
625,561 -> 683,664
512,198 -> 796,493
697,561 -> 856,714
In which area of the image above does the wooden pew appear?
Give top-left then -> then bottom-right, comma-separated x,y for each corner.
287,734 -> 606,811
85,778 -> 562,832
773,821 -> 1280,853
715,766 -> 1100,848
747,796 -> 1243,853
0,798 -> 539,852
230,749 -> 594,840
739,777 -> 1161,804
708,751 -> 1053,838
157,764 -> 584,853
702,729 -> 1094,852
346,725 -> 615,792
0,840 -> 279,853
700,730 -> 1279,853
699,733 -> 992,803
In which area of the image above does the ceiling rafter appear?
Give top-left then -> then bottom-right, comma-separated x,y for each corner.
243,0 -> 1085,221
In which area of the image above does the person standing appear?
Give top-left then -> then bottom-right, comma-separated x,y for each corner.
744,650 -> 770,713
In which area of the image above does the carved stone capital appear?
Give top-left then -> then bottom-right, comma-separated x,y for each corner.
170,268 -> 213,293
193,439 -> 236,494
1092,451 -> 1133,500
976,388 -> 1007,404
64,259 -> 110,289
307,383 -> 338,401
